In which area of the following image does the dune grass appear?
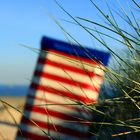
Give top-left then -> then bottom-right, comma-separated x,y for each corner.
52,0 -> 140,139
0,0 -> 140,140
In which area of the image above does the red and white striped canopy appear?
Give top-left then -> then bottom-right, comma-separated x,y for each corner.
16,37 -> 110,140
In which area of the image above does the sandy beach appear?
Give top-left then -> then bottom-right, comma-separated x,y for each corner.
0,96 -> 26,140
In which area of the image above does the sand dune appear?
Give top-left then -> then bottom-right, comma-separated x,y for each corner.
0,96 -> 26,140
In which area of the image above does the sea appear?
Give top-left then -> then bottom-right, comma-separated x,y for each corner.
0,85 -> 28,96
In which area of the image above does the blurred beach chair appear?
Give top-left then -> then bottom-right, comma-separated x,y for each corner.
16,36 -> 110,140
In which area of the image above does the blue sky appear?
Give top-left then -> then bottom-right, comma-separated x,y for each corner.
0,0 -> 139,85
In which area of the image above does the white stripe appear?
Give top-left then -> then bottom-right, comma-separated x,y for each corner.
37,64 -> 103,88
26,97 -> 93,119
29,89 -> 78,104
22,110 -> 90,132
32,76 -> 99,100
40,52 -> 105,76
19,123 -> 84,140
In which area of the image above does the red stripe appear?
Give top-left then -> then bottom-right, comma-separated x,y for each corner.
38,58 -> 100,78
25,105 -> 89,124
27,94 -> 93,115
27,94 -> 78,110
34,70 -> 99,92
30,83 -> 97,104
16,130 -> 53,140
21,117 -> 87,138
44,49 -> 98,65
